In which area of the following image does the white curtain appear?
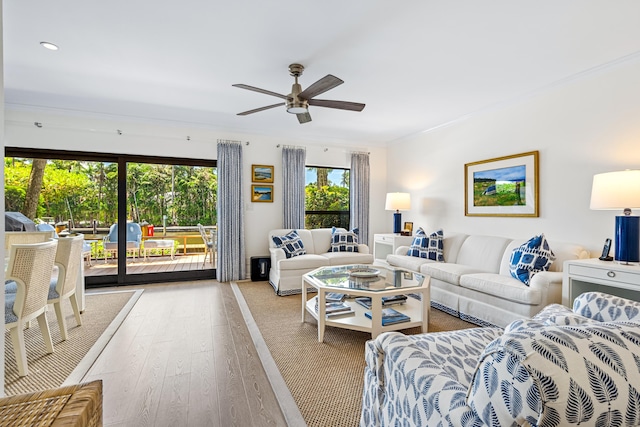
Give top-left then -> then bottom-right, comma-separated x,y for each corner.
282,146 -> 307,229
216,140 -> 246,282
350,152 -> 370,245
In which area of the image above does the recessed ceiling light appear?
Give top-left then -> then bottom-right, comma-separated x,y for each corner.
40,41 -> 59,51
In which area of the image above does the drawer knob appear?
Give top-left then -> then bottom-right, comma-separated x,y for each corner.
607,271 -> 616,278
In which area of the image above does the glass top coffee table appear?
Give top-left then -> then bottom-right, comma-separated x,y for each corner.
302,264 -> 430,342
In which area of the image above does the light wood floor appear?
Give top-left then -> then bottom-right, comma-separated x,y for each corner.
82,281 -> 289,427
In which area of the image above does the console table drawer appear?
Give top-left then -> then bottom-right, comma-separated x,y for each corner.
376,235 -> 395,243
568,264 -> 640,286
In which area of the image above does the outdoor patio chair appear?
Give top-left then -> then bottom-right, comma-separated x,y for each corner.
198,224 -> 216,268
36,222 -> 93,266
5,240 -> 58,376
47,234 -> 84,341
103,222 -> 142,262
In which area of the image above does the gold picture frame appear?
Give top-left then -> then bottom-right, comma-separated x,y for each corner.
251,164 -> 274,183
403,222 -> 413,234
251,184 -> 273,203
464,151 -> 539,217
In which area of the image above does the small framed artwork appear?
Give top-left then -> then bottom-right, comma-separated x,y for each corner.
403,222 -> 414,234
252,164 -> 274,183
465,151 -> 539,217
251,184 -> 273,203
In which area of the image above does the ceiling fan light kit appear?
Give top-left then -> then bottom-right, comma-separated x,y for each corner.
233,63 -> 365,124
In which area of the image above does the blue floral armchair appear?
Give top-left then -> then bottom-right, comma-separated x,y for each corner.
360,292 -> 640,426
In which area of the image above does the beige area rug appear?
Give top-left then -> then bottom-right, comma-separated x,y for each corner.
236,281 -> 475,427
4,290 -> 142,396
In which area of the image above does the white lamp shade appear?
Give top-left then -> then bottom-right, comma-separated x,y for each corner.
590,170 -> 640,210
385,192 -> 411,211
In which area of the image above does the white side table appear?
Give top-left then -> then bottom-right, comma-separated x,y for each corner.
562,258 -> 640,307
373,234 -> 414,262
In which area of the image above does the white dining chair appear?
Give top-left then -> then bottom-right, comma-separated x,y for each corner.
5,240 -> 58,376
47,233 -> 84,341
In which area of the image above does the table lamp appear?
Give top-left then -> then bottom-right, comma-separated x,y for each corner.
590,170 -> 640,264
385,192 -> 411,234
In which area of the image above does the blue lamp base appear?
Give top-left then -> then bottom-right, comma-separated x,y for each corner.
615,215 -> 640,263
393,212 -> 402,234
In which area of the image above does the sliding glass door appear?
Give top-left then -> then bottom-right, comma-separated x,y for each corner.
5,148 -> 217,287
125,161 -> 217,277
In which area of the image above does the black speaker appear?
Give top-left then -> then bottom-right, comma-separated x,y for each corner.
251,256 -> 271,281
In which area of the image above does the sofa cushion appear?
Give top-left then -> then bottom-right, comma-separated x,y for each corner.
509,234 -> 555,285
468,321 -> 640,426
387,253 -> 434,272
455,235 -> 512,273
421,263 -> 488,286
309,228 -> 335,253
329,227 -> 359,252
323,252 -> 374,266
271,230 -> 306,258
460,273 -> 542,305
277,254 -> 328,270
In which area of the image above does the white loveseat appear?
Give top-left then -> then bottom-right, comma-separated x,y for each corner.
268,228 -> 374,295
386,232 -> 589,327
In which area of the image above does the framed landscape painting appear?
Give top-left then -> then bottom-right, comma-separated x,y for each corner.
464,151 -> 539,217
252,164 -> 274,183
251,184 -> 273,203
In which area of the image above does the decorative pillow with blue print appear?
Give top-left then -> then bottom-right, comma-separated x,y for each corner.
407,228 -> 444,261
426,229 -> 444,261
509,233 -> 555,285
329,227 -> 359,252
407,228 -> 428,258
272,230 -> 306,258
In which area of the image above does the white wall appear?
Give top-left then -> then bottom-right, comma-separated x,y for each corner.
386,56 -> 640,256
1,0 -> 6,396
4,110 -> 388,264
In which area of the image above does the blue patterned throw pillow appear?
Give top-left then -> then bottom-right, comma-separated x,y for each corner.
509,234 -> 555,285
329,227 -> 359,252
407,228 -> 428,258
407,228 -> 444,261
272,230 -> 306,258
427,229 -> 444,261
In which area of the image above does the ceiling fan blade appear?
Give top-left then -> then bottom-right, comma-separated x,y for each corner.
237,102 -> 285,116
232,84 -> 289,100
298,75 -> 344,100
308,99 -> 365,112
297,112 -> 312,124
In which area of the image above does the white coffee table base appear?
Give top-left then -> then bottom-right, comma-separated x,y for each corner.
302,276 -> 430,342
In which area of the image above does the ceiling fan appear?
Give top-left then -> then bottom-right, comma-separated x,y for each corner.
233,63 -> 365,124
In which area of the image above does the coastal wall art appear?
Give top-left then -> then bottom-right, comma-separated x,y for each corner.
464,151 -> 539,217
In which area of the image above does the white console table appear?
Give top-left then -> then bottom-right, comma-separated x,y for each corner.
562,258 -> 640,307
373,234 -> 414,262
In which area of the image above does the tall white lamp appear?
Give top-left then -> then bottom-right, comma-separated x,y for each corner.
590,170 -> 640,264
385,192 -> 411,234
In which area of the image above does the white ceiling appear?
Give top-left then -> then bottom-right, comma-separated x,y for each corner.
4,1 -> 640,146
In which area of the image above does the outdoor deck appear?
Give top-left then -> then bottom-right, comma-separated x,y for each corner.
83,253 -> 215,276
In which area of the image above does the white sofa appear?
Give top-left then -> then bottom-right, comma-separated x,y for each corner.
268,228 -> 374,295
386,232 -> 589,327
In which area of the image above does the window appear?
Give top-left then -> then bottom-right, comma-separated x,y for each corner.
305,166 -> 350,229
